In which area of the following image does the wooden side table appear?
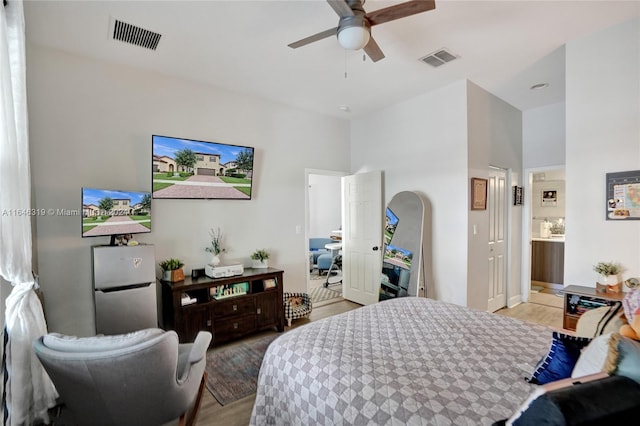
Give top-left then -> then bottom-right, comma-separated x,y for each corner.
562,285 -> 624,331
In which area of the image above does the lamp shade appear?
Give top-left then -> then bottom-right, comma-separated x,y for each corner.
337,25 -> 370,50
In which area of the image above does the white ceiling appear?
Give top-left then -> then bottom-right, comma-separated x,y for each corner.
22,0 -> 640,119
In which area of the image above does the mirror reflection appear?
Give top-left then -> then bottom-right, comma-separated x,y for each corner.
380,191 -> 425,301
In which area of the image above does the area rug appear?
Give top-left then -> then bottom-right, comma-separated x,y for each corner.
310,284 -> 342,305
205,333 -> 280,406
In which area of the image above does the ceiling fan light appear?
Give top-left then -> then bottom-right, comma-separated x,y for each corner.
337,26 -> 370,50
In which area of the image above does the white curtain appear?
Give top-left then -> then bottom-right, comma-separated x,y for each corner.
0,1 -> 57,425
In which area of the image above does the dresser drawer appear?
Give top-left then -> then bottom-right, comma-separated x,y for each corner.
214,314 -> 256,343
213,297 -> 255,318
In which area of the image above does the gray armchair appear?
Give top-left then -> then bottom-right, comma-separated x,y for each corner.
33,328 -> 211,426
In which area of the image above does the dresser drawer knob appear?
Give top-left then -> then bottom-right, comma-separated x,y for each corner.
233,304 -> 238,311
233,323 -> 238,329
257,308 -> 262,314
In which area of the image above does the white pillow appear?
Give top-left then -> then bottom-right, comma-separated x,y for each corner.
43,328 -> 165,353
571,332 -> 612,378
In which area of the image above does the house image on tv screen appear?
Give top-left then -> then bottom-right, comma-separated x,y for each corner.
152,135 -> 254,200
82,188 -> 151,238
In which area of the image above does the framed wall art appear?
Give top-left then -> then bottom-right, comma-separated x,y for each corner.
513,186 -> 523,206
471,178 -> 487,210
606,170 -> 640,220
541,190 -> 557,207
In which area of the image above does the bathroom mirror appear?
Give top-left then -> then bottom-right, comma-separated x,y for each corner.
380,191 -> 425,300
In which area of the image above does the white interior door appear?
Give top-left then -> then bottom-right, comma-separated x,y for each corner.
487,168 -> 508,312
342,170 -> 383,306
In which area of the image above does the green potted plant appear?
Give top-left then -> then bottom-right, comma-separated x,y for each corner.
593,261 -> 622,292
250,249 -> 270,269
160,258 -> 185,282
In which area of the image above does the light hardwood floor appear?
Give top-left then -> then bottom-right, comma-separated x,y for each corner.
190,295 -> 563,426
496,290 -> 564,330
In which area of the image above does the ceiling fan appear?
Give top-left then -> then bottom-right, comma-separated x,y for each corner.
288,0 -> 436,62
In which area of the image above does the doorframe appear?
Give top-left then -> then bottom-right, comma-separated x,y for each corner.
304,168 -> 348,291
520,165 -> 565,302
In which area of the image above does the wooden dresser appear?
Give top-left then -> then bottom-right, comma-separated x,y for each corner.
160,268 -> 284,345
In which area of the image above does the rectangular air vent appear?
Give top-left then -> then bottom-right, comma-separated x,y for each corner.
419,48 -> 458,68
112,19 -> 161,51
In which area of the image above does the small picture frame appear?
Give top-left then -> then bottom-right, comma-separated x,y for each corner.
263,278 -> 277,290
513,186 -> 524,206
471,178 -> 488,210
541,190 -> 557,207
513,185 -> 524,206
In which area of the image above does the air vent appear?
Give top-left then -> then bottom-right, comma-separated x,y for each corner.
419,48 -> 458,68
112,19 -> 161,50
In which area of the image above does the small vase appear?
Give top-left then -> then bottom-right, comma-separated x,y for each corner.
599,274 -> 619,286
210,254 -> 221,267
597,274 -> 621,293
252,259 -> 268,269
171,269 -> 185,282
163,269 -> 184,282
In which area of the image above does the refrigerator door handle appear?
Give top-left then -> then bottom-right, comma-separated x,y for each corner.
96,282 -> 153,293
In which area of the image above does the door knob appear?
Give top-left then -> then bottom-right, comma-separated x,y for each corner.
372,246 -> 379,251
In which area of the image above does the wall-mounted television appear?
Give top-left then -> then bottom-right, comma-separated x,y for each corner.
82,188 -> 152,244
152,135 -> 254,200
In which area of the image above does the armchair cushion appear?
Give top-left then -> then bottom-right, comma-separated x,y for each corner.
42,328 -> 164,353
316,253 -> 333,272
309,238 -> 335,251
309,238 -> 335,264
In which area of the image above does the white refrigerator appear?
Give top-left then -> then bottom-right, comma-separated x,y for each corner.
92,244 -> 158,335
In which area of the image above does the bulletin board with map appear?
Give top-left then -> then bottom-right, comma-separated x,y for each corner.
606,170 -> 640,220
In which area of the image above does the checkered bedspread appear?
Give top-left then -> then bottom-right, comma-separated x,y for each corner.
250,297 -> 551,425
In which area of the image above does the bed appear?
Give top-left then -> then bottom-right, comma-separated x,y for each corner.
250,297 -> 552,425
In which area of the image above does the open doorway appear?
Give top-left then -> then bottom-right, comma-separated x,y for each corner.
305,169 -> 346,306
522,166 -> 566,309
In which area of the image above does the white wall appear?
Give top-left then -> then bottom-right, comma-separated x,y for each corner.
308,174 -> 342,238
350,80 -> 523,308
523,102 -> 566,169
565,18 -> 640,287
27,45 -> 350,336
466,81 -> 523,310
351,81 -> 469,306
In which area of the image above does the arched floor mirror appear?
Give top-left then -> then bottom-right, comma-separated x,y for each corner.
380,191 -> 425,300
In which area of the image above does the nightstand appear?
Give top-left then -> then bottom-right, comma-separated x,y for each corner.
562,285 -> 624,331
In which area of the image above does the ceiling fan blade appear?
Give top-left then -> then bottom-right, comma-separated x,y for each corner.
363,36 -> 385,62
288,27 -> 339,49
366,0 -> 436,27
327,0 -> 355,18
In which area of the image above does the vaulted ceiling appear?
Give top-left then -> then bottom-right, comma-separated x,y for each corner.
23,1 -> 640,118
